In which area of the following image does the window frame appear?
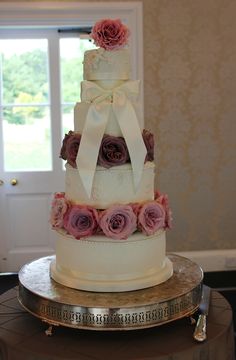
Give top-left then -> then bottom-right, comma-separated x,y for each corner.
0,1 -> 144,118
0,1 -> 143,85
0,2 -> 144,172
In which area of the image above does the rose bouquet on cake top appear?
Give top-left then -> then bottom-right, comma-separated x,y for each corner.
90,18 -> 130,50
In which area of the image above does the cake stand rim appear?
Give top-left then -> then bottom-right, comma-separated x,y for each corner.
17,254 -> 203,331
17,293 -> 200,331
18,253 -> 203,307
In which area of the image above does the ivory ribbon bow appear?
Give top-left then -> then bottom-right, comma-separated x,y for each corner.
76,80 -> 147,198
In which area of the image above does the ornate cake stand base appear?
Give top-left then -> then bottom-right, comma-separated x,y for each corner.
18,254 -> 203,331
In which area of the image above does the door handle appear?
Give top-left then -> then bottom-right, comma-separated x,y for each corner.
10,179 -> 18,186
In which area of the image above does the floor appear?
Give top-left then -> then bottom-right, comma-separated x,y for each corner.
0,273 -> 18,295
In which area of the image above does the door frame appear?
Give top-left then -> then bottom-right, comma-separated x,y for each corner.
0,1 -> 144,272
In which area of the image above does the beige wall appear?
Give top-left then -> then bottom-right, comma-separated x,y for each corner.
142,0 -> 236,253
2,0 -> 236,252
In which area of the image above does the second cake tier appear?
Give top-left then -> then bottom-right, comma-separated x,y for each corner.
65,162 -> 155,209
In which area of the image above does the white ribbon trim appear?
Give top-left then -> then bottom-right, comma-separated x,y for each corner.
76,80 -> 147,198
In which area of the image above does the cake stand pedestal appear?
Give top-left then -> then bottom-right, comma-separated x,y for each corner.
18,254 -> 203,331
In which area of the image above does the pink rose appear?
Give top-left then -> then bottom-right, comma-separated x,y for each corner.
50,193 -> 69,228
90,19 -> 130,51
130,202 -> 142,217
143,129 -> 154,162
155,192 -> 173,229
99,205 -> 137,240
154,190 -> 161,200
98,134 -> 129,168
54,192 -> 65,199
65,132 -> 81,168
138,201 -> 165,235
64,205 -> 98,239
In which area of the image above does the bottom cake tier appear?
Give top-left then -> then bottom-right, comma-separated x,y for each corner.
50,229 -> 173,292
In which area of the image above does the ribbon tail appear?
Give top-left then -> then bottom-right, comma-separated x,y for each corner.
76,103 -> 110,198
113,99 -> 146,191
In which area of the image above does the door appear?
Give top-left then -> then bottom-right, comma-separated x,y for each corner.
0,30 -> 95,271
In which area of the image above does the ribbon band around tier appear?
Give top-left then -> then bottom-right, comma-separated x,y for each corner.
76,80 -> 147,198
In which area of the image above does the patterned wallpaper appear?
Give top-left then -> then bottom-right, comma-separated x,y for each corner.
2,0 -> 236,252
143,0 -> 236,252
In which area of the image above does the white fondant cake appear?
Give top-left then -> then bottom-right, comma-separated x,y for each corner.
50,19 -> 173,292
65,162 -> 155,209
74,96 -> 143,136
83,48 -> 130,80
50,229 -> 172,292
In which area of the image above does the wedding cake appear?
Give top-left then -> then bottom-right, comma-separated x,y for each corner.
50,19 -> 173,292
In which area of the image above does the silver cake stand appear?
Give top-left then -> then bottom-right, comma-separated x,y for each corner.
18,254 -> 203,332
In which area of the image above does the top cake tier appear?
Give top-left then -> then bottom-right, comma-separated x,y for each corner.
83,48 -> 131,81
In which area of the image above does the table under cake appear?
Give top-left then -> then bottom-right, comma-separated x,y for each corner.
0,287 -> 234,360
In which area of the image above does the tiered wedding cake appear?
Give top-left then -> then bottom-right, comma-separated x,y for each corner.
50,19 -> 173,292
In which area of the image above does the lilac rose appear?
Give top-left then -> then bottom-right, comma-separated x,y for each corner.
64,205 -> 99,239
99,205 -> 137,240
143,129 -> 154,162
98,134 -> 129,168
65,132 -> 81,168
60,131 -> 74,160
138,201 -> 165,235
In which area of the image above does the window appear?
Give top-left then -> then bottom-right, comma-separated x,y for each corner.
0,34 -> 52,171
0,30 -> 95,171
0,2 -> 143,172
59,36 -> 96,134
